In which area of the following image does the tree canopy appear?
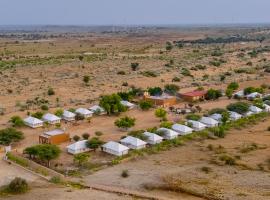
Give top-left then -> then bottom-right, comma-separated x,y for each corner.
99,94 -> 127,115
227,102 -> 249,114
24,144 -> 61,167
0,128 -> 24,145
115,116 -> 136,129
86,137 -> 104,151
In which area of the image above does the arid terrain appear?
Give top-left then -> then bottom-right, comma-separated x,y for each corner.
1,26 -> 270,200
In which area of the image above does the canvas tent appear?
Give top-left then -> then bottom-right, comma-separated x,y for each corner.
67,140 -> 90,155
120,136 -> 147,149
143,131 -> 163,145
120,101 -> 135,109
246,92 -> 262,100
75,108 -> 93,118
172,124 -> 193,135
156,128 -> 178,140
102,141 -> 129,156
24,116 -> 43,128
209,113 -> 222,122
42,113 -> 61,124
62,110 -> 75,121
249,105 -> 263,114
186,120 -> 207,131
199,117 -> 219,127
89,105 -> 106,115
233,90 -> 245,98
229,111 -> 242,121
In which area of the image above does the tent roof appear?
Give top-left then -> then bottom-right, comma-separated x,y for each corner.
43,113 -> 61,121
24,116 -> 43,124
89,105 -> 105,112
76,108 -> 93,115
187,120 -> 207,128
102,141 -> 129,152
120,136 -> 147,146
67,140 -> 88,150
172,124 -> 193,133
200,117 -> 219,125
157,128 -> 178,137
63,110 -> 75,118
143,131 -> 163,141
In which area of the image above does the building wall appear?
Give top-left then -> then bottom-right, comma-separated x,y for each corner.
144,96 -> 177,107
39,133 -> 70,145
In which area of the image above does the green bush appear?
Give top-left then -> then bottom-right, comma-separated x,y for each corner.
227,102 -> 249,114
9,116 -> 24,127
121,170 -> 129,178
186,114 -> 201,121
7,177 -> 29,194
139,100 -> 153,111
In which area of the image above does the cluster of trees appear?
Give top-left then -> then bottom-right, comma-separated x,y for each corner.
24,144 -> 61,167
177,35 -> 265,45
99,94 -> 127,115
206,89 -> 222,100
243,87 -> 264,95
115,116 -> 136,130
0,128 -> 24,145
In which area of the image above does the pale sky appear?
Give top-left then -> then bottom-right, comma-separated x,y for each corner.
0,0 -> 270,25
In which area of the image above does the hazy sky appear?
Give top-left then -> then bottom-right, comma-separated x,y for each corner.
0,0 -> 270,25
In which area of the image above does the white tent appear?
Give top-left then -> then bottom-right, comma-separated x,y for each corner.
42,113 -> 61,125
244,111 -> 254,116
246,92 -> 262,100
89,105 -> 106,115
156,128 -> 178,140
263,104 -> 270,112
120,101 -> 135,109
229,111 -> 242,121
249,105 -> 263,114
143,131 -> 163,145
67,140 -> 90,155
120,136 -> 147,149
186,120 -> 207,131
172,124 -> 193,135
209,113 -> 222,122
102,141 -> 129,156
62,110 -> 75,121
24,116 -> 43,128
75,108 -> 93,118
199,117 -> 219,127
233,90 -> 245,98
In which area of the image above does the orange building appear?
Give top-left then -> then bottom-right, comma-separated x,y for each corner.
39,129 -> 70,145
143,92 -> 177,107
180,90 -> 207,102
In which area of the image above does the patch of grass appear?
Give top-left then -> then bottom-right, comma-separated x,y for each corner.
121,170 -> 129,178
200,166 -> 212,174
219,154 -> 236,165
6,153 -> 29,167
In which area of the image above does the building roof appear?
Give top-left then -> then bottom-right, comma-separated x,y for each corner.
147,94 -> 175,100
63,110 -> 75,118
42,113 -> 61,121
181,90 -> 207,97
44,129 -> 65,136
172,124 -> 193,133
75,108 -> 93,115
120,136 -> 147,146
143,131 -> 163,142
89,105 -> 105,113
102,141 -> 129,152
187,120 -> 207,129
157,128 -> 179,137
24,116 -> 43,124
67,140 -> 88,151
200,117 -> 219,125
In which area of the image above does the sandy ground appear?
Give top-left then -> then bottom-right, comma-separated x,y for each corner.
0,157 -> 42,186
81,118 -> 270,200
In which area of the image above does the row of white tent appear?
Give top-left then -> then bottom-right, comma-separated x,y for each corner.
67,104 -> 270,156
234,91 -> 270,101
23,101 -> 136,128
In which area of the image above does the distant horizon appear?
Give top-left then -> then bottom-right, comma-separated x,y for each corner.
1,0 -> 270,26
